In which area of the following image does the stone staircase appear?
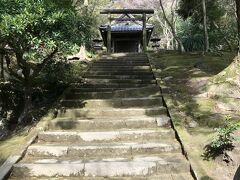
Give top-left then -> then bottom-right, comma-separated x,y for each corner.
9,53 -> 193,179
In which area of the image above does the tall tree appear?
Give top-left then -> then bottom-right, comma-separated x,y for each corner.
202,0 -> 209,52
159,0 -> 185,52
236,0 -> 240,55
178,0 -> 226,51
0,0 -> 93,123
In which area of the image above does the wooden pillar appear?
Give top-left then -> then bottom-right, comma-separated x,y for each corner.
107,13 -> 112,53
142,13 -> 147,52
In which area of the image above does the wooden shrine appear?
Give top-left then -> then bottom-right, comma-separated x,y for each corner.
99,9 -> 154,53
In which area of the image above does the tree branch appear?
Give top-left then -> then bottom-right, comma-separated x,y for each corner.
159,0 -> 185,52
31,48 -> 58,79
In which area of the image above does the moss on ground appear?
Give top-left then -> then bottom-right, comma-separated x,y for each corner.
0,131 -> 28,165
149,51 -> 240,179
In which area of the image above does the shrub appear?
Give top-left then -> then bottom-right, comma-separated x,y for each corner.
203,116 -> 239,160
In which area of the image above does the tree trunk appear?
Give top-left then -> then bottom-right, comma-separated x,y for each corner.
236,0 -> 240,55
17,54 -> 32,124
18,83 -> 32,123
159,0 -> 185,52
0,53 -> 4,81
202,0 -> 209,52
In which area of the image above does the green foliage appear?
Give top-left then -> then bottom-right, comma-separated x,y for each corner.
0,0 -> 94,124
177,0 -> 237,51
178,19 -> 204,51
0,0 -> 93,55
178,0 -> 225,23
0,81 -> 22,124
203,116 -> 239,160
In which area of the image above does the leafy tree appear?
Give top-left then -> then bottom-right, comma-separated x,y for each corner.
177,0 -> 229,51
0,0 -> 93,123
177,0 -> 224,23
236,0 -> 240,55
159,0 -> 185,52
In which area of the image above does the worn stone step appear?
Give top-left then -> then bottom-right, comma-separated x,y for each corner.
65,92 -> 161,100
48,115 -> 171,131
93,62 -> 150,66
7,53 -> 193,180
37,129 -> 174,144
61,97 -> 163,108
88,69 -> 152,73
85,71 -> 153,76
100,55 -> 148,60
83,75 -> 154,80
9,173 -> 193,180
90,66 -> 151,71
83,79 -> 156,85
94,58 -> 149,62
70,85 -> 160,97
99,55 -> 148,61
71,84 -> 159,93
26,142 -> 181,158
57,106 -> 167,118
80,83 -> 153,88
98,55 -> 148,59
91,65 -> 150,69
99,57 -> 148,61
69,87 -> 125,92
12,156 -> 189,177
95,60 -> 149,64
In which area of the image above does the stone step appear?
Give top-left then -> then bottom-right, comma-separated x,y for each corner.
80,83 -> 153,88
100,55 -> 148,60
65,93 -> 160,100
70,87 -> 125,92
12,156 -> 189,177
57,107 -> 167,118
10,176 -> 193,180
9,173 -> 193,180
70,85 -> 159,94
47,115 -> 171,131
90,66 -> 151,71
37,129 -> 174,144
83,74 -> 154,80
7,53 -> 193,180
85,71 -> 153,76
99,57 -> 148,61
91,64 -> 150,68
93,62 -> 150,66
83,78 -> 156,84
100,56 -> 148,59
98,55 -> 148,59
26,142 -> 181,158
96,60 -> 149,64
61,97 -> 163,108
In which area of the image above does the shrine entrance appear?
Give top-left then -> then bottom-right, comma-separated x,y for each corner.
99,9 -> 154,53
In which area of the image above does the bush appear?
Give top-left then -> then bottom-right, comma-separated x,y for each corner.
0,81 -> 23,125
203,116 -> 239,160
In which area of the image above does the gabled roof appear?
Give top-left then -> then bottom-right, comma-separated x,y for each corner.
99,13 -> 153,33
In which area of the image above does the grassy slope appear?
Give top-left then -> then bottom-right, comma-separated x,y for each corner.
149,51 -> 240,179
